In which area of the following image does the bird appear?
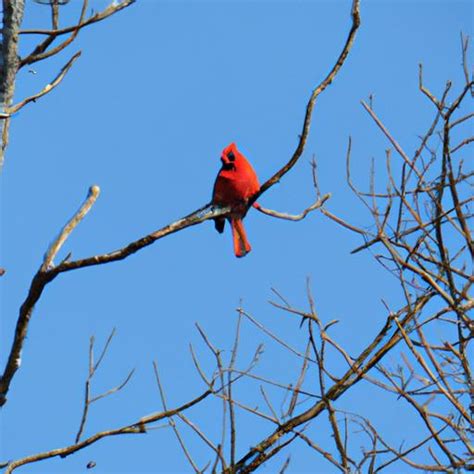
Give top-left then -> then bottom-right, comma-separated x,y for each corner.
212,143 -> 260,258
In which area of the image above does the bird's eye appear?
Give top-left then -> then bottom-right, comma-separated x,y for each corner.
228,152 -> 235,162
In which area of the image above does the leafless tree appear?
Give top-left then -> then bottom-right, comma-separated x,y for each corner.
2,0 -> 472,473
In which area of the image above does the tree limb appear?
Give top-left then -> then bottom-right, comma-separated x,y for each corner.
0,0 -> 25,167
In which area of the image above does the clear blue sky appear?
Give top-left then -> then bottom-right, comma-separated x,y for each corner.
2,0 -> 473,472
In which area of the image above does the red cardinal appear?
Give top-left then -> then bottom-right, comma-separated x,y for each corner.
212,143 -> 260,258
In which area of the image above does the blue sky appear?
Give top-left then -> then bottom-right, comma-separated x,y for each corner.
2,0 -> 473,472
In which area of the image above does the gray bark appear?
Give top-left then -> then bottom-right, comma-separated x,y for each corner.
0,0 -> 25,168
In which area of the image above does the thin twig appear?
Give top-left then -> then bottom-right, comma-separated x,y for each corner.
255,194 -> 330,220
9,52 -> 82,115
20,0 -> 135,36
153,361 -> 201,473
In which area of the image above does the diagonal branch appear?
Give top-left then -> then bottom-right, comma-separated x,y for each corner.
4,387 -> 212,474
52,202 -> 228,274
20,0 -> 135,36
43,180 -> 97,269
9,51 -> 81,115
0,185 -> 99,406
250,0 -> 360,204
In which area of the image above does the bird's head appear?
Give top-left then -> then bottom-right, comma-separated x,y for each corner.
220,142 -> 240,170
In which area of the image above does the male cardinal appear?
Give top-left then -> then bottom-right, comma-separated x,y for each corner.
212,143 -> 260,258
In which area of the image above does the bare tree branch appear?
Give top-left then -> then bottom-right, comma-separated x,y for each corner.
4,387 -> 212,474
9,51 -> 81,114
255,194 -> 330,221
20,0 -> 135,37
251,0 -> 360,204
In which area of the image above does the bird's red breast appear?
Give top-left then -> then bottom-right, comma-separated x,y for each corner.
212,142 -> 260,210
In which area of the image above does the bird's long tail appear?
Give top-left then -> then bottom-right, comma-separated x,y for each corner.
231,218 -> 251,258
